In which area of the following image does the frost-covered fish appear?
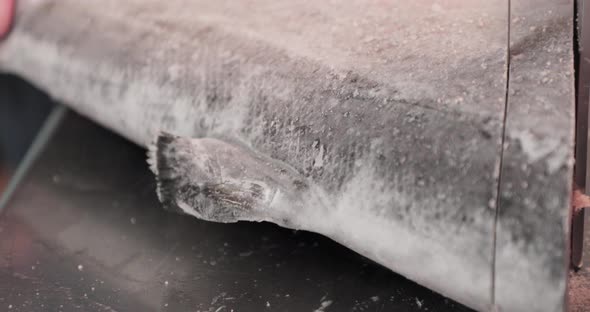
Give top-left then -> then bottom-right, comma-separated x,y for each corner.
0,0 -> 575,311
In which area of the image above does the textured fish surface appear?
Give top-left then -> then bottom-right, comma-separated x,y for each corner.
0,0 -> 574,311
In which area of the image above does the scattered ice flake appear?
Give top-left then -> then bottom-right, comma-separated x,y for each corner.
415,298 -> 423,308
239,251 -> 253,257
314,298 -> 333,312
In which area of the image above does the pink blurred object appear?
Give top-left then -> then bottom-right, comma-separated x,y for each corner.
0,0 -> 14,39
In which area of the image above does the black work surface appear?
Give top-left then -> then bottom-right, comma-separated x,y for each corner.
0,110 -> 472,312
